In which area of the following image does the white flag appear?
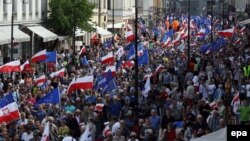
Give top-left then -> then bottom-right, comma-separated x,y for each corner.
79,124 -> 92,141
41,122 -> 49,141
115,47 -> 124,60
142,77 -> 151,97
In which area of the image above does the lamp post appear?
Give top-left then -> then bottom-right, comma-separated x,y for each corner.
187,0 -> 190,70
10,0 -> 14,61
72,0 -> 76,53
98,0 -> 101,27
211,0 -> 214,43
134,0 -> 139,105
222,0 -> 224,30
112,0 -> 114,45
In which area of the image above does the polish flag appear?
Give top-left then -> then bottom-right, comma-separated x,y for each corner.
104,66 -> 116,76
31,50 -> 47,63
182,30 -> 188,40
50,68 -> 65,78
163,37 -> 172,48
21,60 -> 31,72
152,64 -> 164,77
209,101 -> 217,109
101,52 -> 114,65
95,103 -> 105,112
231,92 -> 240,106
196,28 -> 206,37
0,94 -> 20,123
239,26 -> 246,34
122,61 -> 134,69
172,33 -> 181,45
180,28 -> 186,38
218,27 -> 235,38
235,39 -> 241,44
144,73 -> 152,81
103,122 -> 111,137
67,76 -> 94,94
0,60 -> 20,73
79,46 -> 86,55
34,75 -> 47,87
125,31 -> 135,42
41,122 -> 49,141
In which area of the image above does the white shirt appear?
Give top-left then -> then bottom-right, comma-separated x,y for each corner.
62,136 -> 77,141
246,84 -> 250,97
21,132 -> 34,141
112,122 -> 121,134
192,75 -> 199,86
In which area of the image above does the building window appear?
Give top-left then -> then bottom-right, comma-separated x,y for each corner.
107,0 -> 111,10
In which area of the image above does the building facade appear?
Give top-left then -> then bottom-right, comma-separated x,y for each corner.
88,0 -> 108,28
0,0 -> 53,64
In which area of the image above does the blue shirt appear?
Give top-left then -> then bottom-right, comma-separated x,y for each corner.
149,115 -> 160,130
109,101 -> 122,117
65,105 -> 76,113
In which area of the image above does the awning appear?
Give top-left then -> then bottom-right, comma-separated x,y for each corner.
75,28 -> 86,36
27,26 -> 58,42
107,22 -> 124,29
96,26 -> 113,36
0,26 -> 30,45
239,19 -> 250,26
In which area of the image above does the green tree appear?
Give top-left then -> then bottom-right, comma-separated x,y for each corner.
48,0 -> 95,36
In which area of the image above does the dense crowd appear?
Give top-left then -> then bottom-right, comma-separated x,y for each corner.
1,17 -> 250,141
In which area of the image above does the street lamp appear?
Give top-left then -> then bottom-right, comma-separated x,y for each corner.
10,0 -> 14,61
134,0 -> 139,105
112,0 -> 114,45
211,0 -> 214,43
187,0 -> 190,70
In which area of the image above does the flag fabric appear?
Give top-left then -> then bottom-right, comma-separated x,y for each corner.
34,75 -> 47,87
41,122 -> 50,141
103,40 -> 113,48
144,73 -> 152,81
31,50 -> 47,63
209,101 -> 217,109
0,94 -> 20,123
67,76 -> 94,94
122,61 -> 134,69
239,26 -> 246,34
41,51 -> 57,63
94,103 -> 105,112
104,66 -> 116,77
126,43 -> 135,60
125,31 -> 135,42
142,77 -> 151,97
115,47 -> 124,60
36,88 -> 60,105
196,28 -> 206,38
138,49 -> 149,65
177,40 -> 185,52
101,52 -> 114,65
152,64 -> 164,77
79,124 -> 92,141
50,68 -> 65,78
82,55 -> 89,65
218,27 -> 235,38
103,122 -> 111,138
102,70 -> 117,93
0,60 -> 20,73
231,92 -> 240,106
21,60 -> 31,72
79,46 -> 86,55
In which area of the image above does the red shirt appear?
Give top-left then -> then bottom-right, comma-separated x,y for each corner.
166,129 -> 176,141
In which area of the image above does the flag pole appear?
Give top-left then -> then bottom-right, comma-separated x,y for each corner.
134,0 -> 139,108
58,87 -> 62,118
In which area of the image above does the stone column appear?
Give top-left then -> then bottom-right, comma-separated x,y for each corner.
0,0 -> 3,21
17,0 -> 22,21
37,0 -> 41,19
31,0 -> 36,20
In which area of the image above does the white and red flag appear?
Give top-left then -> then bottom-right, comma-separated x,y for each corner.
218,27 -> 235,38
41,122 -> 49,141
67,76 -> 94,94
20,60 -> 31,72
50,68 -> 65,78
0,94 -> 20,124
101,52 -> 114,65
79,46 -> 86,55
31,50 -> 47,63
122,61 -> 134,69
104,66 -> 116,76
34,75 -> 47,87
0,60 -> 20,73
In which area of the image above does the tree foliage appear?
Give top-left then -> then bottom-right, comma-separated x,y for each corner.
48,0 -> 95,36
